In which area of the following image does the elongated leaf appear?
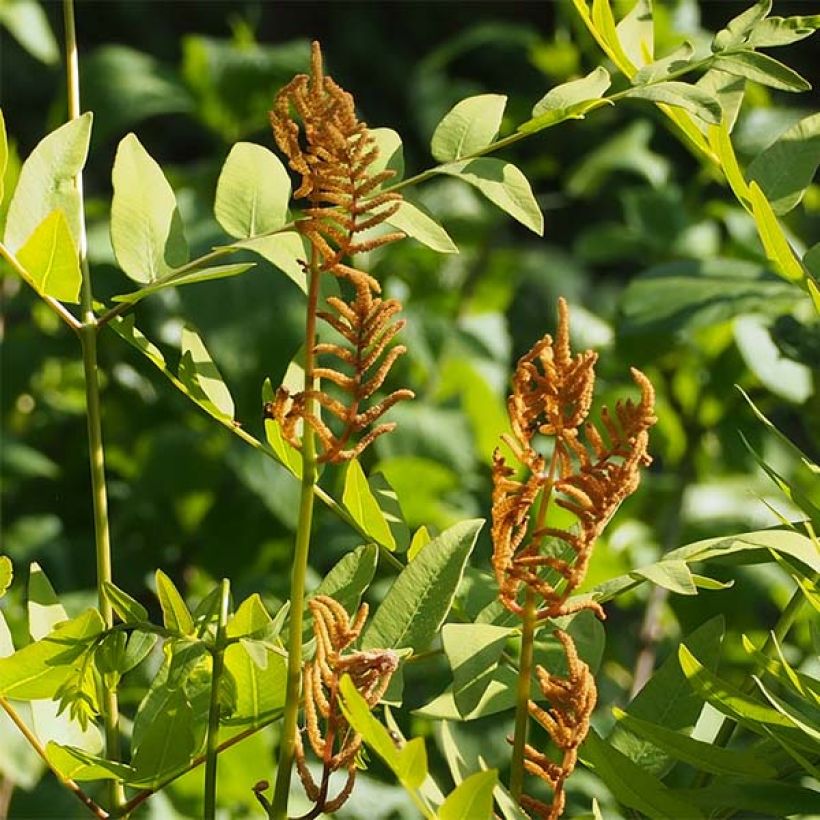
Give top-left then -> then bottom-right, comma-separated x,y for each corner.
678,645 -> 793,729
590,0 -> 636,75
368,473 -> 410,553
386,199 -> 458,253
178,324 -> 235,421
524,67 -> 611,132
102,581 -> 148,624
121,632 -> 157,675
748,113 -> 820,214
631,559 -> 697,595
612,708 -> 776,777
369,127 -> 404,183
45,742 -> 136,783
4,113 -> 92,252
14,209 -> 81,303
0,609 -> 103,699
0,557 -> 10,599
747,14 -> 820,48
712,0 -> 772,52
234,232 -> 308,293
343,460 -> 395,550
624,82 -> 721,125
439,769 -> 497,820
408,526 -> 431,561
431,95 -> 507,162
753,676 -> 820,741
155,569 -> 194,635
110,132 -> 188,283
28,562 -> 67,639
437,159 -> 543,235
0,109 -> 7,205
442,623 -> 513,718
361,519 -> 482,652
0,0 -> 58,64
672,780 -> 820,817
615,0 -> 653,68
112,262 -> 254,304
214,142 -> 290,238
581,729 -> 704,819
713,52 -> 810,93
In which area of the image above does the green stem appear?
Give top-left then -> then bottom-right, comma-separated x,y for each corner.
509,587 -> 537,801
203,579 -> 231,820
270,250 -> 321,820
63,1 -> 124,811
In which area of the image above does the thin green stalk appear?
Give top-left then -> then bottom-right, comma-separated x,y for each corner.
63,1 -> 124,811
270,250 -> 321,820
509,587 -> 537,801
204,579 -> 231,820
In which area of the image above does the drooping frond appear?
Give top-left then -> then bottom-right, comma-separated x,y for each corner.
295,595 -> 398,817
269,42 -> 413,463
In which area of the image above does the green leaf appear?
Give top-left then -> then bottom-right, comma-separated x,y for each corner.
521,67 -> 611,132
14,209 -> 82,303
696,69 -> 745,133
386,199 -> 458,254
611,707 -> 776,777
712,0 -> 772,52
234,232 -> 308,293
747,14 -> 820,48
672,780 -> 820,817
0,109 -> 7,205
437,159 -> 543,235
439,769 -> 497,820
678,645 -> 794,729
415,664 -> 519,721
178,324 -> 235,421
623,82 -> 722,125
103,581 -> 149,624
111,262 -> 254,304
131,686 -> 196,787
214,142 -> 290,238
362,520 -> 482,653
589,0 -> 636,75
407,526 -> 431,562
121,632 -> 158,675
0,0 -> 59,64
28,561 -> 67,639
368,473 -> 411,553
631,559 -> 697,595
431,94 -> 507,163
155,569 -> 195,635
0,609 -> 104,700
262,377 -> 303,477
343,460 -> 396,550
45,742 -> 136,783
110,132 -> 188,284
748,112 -> 820,214
442,623 -> 513,718
0,557 -> 11,599
3,113 -> 92,252
108,314 -> 166,371
615,0 -> 654,68
633,42 -> 695,85
712,51 -> 811,93
753,676 -> 820,741
581,729 -> 705,819
369,127 -> 405,183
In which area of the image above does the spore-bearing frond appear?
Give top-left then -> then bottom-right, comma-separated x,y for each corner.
269,41 -> 413,463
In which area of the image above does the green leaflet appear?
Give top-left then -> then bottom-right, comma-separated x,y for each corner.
361,519 -> 482,652
214,142 -> 290,239
3,112 -> 92,252
630,559 -> 698,595
178,324 -> 235,422
343,459 -> 396,550
615,0 -> 653,68
386,199 -> 458,254
431,95 -> 507,163
611,707 -> 776,777
0,609 -> 103,700
14,209 -> 82,303
633,42 -> 695,85
110,132 -> 188,284
28,561 -> 68,639
436,158 -> 543,235
712,0 -> 772,52
224,640 -> 287,727
712,51 -> 810,93
438,769 -> 497,820
623,82 -> 722,125
45,742 -> 136,783
672,780 -> 820,817
407,526 -> 431,561
111,262 -> 254,305
368,472 -> 411,553
519,67 -> 611,134
0,109 -> 7,205
753,676 -> 820,742
748,112 -> 820,214
309,544 -> 378,623
0,0 -> 58,65
262,377 -> 303,478
369,127 -> 405,183
155,569 -> 195,635
746,14 -> 820,48
581,729 -> 705,819
0,557 -> 10,599
442,623 -> 513,718
234,232 -> 308,293
103,580 -> 149,624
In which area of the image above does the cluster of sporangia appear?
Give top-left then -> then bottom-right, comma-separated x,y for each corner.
492,298 -> 656,819
268,41 -> 413,465
267,42 -> 404,815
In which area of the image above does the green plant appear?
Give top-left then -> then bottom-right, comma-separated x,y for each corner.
0,1 -> 818,818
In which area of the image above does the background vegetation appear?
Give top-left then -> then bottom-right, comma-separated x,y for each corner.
1,1 -> 818,817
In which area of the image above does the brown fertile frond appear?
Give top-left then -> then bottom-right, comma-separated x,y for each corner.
269,41 -> 413,463
520,629 -> 597,820
295,595 -> 398,818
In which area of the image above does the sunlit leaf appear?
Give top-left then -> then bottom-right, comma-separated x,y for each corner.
431,95 -> 507,162
631,559 -> 697,595
0,557 -> 11,599
178,324 -> 235,421
45,742 -> 136,783
0,109 -> 7,205
111,262 -> 254,304
712,51 -> 810,93
103,581 -> 149,624
624,82 -> 721,125
712,0 -> 772,52
521,68 -> 611,133
438,769 -> 497,820
155,569 -> 195,636
386,199 -> 458,253
616,0 -> 653,68
343,459 -> 395,550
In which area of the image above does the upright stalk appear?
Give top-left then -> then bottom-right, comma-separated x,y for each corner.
203,579 -> 231,820
270,250 -> 321,819
63,1 -> 124,811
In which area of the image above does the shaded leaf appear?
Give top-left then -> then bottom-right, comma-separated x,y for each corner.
111,262 -> 254,304
102,581 -> 148,624
0,0 -> 58,64
713,51 -> 811,93
45,742 -> 136,783
623,82 -> 721,125
178,324 -> 235,421
616,0 -> 653,68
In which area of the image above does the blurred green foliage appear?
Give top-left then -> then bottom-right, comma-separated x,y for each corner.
1,1 -> 818,817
